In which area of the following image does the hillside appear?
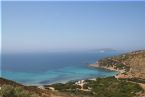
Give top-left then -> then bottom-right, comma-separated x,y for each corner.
93,50 -> 145,79
0,77 -> 51,97
0,78 -> 93,97
1,77 -> 144,97
47,77 -> 144,97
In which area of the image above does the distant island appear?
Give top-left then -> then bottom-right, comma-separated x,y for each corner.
1,50 -> 145,97
92,48 -> 117,53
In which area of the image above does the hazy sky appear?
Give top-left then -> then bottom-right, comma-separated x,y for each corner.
2,1 -> 145,53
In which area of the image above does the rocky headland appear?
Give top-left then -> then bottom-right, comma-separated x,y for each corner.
90,50 -> 145,79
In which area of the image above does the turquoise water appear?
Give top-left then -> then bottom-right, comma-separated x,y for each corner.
3,66 -> 118,85
2,51 -> 122,85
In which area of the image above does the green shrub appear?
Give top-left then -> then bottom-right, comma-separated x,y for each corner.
50,77 -> 143,97
0,85 -> 39,97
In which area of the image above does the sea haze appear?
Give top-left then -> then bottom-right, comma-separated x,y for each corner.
2,50 -> 123,85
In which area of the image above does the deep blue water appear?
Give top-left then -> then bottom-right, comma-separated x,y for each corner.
1,50 -> 123,85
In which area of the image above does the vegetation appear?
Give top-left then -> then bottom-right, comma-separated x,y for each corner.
86,77 -> 143,97
0,78 -> 51,97
99,58 -> 130,71
47,77 -> 143,97
0,85 -> 39,97
98,50 -> 145,78
46,82 -> 81,92
126,78 -> 145,84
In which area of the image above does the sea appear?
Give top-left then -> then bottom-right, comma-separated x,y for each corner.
1,50 -> 124,86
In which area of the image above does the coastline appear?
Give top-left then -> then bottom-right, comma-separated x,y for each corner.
29,65 -> 119,88
4,64 -> 119,87
89,63 -> 122,74
89,62 -> 128,79
39,64 -> 119,88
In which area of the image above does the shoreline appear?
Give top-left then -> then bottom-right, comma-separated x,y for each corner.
2,61 -> 128,87
89,63 -> 123,73
89,62 -> 128,79
38,64 -> 119,87
2,66 -> 119,87
44,64 -> 119,85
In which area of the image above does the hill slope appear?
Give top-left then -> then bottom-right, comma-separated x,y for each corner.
94,50 -> 145,79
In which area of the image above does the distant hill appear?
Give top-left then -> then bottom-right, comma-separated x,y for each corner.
95,48 -> 116,53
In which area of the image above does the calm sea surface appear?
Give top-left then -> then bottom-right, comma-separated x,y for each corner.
1,50 -> 123,85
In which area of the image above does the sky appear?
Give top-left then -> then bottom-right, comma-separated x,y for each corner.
1,1 -> 145,53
